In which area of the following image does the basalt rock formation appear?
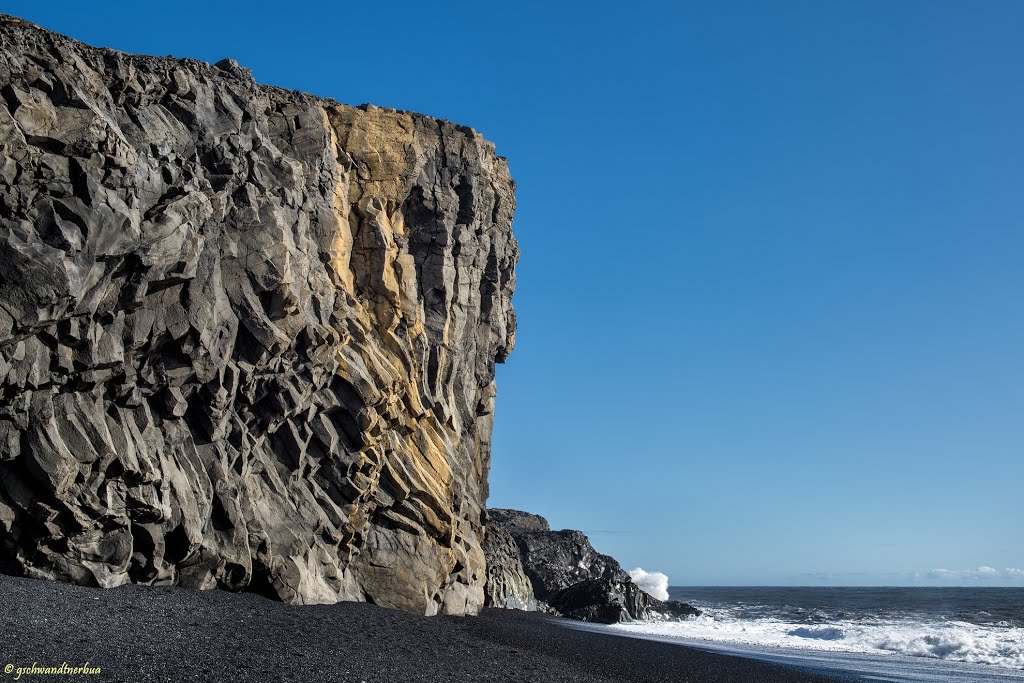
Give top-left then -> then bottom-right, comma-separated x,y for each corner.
481,520 -> 537,611
486,509 -> 700,623
0,16 -> 517,615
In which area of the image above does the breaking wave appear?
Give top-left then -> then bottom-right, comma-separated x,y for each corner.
612,613 -> 1024,669
628,568 -> 670,601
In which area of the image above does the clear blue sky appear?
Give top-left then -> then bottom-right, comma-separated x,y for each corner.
9,1 -> 1022,586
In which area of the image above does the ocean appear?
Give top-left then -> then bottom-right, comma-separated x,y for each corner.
605,586 -> 1024,682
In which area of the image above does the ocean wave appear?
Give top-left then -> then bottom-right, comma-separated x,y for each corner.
611,614 -> 1024,669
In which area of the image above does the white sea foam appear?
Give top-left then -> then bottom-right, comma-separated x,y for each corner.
611,613 -> 1024,670
628,567 -> 670,601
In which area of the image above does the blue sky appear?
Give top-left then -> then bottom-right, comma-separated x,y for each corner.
9,1 -> 1022,585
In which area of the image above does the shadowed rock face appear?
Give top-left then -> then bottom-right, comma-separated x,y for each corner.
486,509 -> 701,623
490,510 -> 643,622
490,509 -> 634,605
546,578 -> 649,623
0,16 -> 517,615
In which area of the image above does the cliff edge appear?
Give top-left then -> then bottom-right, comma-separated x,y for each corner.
0,15 -> 517,615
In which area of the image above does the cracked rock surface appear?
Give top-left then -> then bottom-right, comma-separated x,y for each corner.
0,15 -> 517,615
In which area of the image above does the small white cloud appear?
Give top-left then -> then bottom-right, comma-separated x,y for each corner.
629,567 -> 670,601
927,566 -> 1015,581
927,568 -> 962,579
1006,568 -> 1024,578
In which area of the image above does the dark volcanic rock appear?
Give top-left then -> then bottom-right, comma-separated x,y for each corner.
487,509 -> 701,623
546,578 -> 649,623
0,15 -> 517,615
502,524 -> 634,604
649,597 -> 703,620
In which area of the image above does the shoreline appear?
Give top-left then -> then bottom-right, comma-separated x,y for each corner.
0,575 -> 848,683
574,622 -> 1024,683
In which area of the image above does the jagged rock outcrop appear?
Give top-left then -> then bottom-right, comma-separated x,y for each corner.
0,15 -> 517,615
546,578 -> 650,623
487,509 -> 700,623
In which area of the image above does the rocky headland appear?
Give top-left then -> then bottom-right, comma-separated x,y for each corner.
484,509 -> 700,623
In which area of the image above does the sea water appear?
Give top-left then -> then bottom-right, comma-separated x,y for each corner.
607,586 -> 1024,682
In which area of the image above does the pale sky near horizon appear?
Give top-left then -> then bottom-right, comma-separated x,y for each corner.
7,0 -> 1022,586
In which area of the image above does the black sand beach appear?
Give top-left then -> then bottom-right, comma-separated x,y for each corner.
0,575 -> 848,683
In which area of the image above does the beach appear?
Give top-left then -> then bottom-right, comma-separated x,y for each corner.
0,575 -> 847,683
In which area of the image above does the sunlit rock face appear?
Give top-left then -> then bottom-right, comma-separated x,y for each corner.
0,15 -> 517,615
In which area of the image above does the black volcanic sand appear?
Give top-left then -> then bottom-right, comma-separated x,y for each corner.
0,575 -> 849,683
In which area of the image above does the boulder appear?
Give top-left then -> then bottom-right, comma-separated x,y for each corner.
546,578 -> 649,624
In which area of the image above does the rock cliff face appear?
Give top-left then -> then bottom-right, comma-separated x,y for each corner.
486,509 -> 700,623
0,16 -> 517,615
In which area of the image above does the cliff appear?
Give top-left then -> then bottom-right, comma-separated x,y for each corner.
0,16 -> 517,615
486,509 -> 700,623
